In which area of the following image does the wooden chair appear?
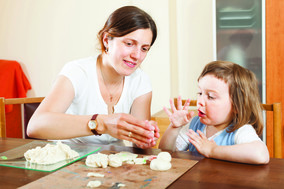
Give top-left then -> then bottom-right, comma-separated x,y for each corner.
173,98 -> 283,158
173,98 -> 197,107
263,103 -> 283,158
0,97 -> 44,138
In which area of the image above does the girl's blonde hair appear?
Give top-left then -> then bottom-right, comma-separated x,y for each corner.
198,60 -> 263,135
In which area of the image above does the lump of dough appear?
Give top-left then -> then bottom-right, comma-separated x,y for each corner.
86,153 -> 108,168
118,183 -> 126,187
24,141 -> 79,165
85,151 -> 145,168
87,180 -> 102,188
87,172 -> 104,177
157,152 -> 171,162
133,158 -> 147,165
150,159 -> 172,171
150,151 -> 172,171
108,154 -> 123,167
114,151 -> 138,162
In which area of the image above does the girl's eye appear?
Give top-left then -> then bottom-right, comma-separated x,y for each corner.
197,92 -> 202,96
208,95 -> 216,100
125,42 -> 133,46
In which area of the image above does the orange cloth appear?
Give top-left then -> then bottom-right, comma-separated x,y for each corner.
0,60 -> 32,138
0,60 -> 31,111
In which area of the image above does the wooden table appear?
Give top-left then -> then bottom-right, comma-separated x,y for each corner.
1,138 -> 284,189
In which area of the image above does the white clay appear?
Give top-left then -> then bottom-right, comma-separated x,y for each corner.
150,151 -> 172,171
133,158 -> 147,165
85,153 -> 108,168
118,183 -> 126,187
24,141 -> 79,165
157,152 -> 172,162
150,159 -> 172,171
87,172 -> 104,177
115,151 -> 138,162
85,151 -> 146,168
108,154 -> 123,167
87,180 -> 102,188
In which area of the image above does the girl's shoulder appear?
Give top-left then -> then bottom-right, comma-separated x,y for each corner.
234,124 -> 261,144
189,116 -> 206,131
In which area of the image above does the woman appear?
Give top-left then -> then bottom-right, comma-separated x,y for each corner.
27,6 -> 159,149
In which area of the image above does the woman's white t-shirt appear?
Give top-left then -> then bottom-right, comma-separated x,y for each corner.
58,56 -> 152,145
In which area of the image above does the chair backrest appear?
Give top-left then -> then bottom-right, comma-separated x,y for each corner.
0,97 -> 44,138
173,98 -> 197,107
173,98 -> 283,158
262,103 -> 283,158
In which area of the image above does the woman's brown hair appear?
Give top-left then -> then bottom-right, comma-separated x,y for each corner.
98,6 -> 157,52
198,61 -> 263,135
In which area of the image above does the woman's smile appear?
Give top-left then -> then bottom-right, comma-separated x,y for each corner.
123,59 -> 137,68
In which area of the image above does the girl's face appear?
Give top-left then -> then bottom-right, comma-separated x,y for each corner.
197,74 -> 234,130
104,28 -> 153,76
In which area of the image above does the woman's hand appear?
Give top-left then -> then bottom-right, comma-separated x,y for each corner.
163,96 -> 195,128
136,120 -> 160,149
186,129 -> 217,157
97,114 -> 158,148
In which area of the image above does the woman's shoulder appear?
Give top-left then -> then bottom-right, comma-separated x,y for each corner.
60,56 -> 97,76
65,56 -> 97,68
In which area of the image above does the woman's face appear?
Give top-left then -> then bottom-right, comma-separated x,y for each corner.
104,28 -> 153,76
197,74 -> 234,130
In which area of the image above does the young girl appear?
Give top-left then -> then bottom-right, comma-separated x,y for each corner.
159,61 -> 269,164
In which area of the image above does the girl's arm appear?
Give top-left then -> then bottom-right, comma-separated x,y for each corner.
209,140 -> 269,164
187,130 -> 270,164
159,96 -> 194,151
159,123 -> 182,151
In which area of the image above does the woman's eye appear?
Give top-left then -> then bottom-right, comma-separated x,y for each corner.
142,47 -> 149,52
197,92 -> 202,96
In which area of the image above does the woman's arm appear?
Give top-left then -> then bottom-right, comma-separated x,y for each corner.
27,76 -> 92,139
130,92 -> 160,148
130,91 -> 152,120
27,76 -> 155,147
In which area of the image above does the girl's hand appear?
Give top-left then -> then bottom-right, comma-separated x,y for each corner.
186,129 -> 217,158
163,96 -> 194,128
97,114 -> 156,148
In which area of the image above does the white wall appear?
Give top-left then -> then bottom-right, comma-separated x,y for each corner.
176,0 -> 214,99
0,0 -> 213,114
